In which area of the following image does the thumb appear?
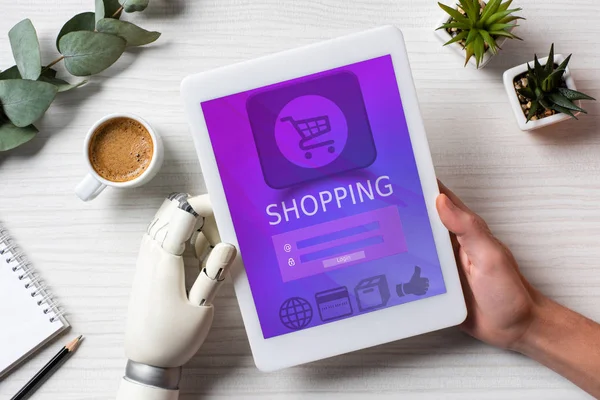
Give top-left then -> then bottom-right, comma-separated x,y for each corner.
436,194 -> 497,265
412,266 -> 421,279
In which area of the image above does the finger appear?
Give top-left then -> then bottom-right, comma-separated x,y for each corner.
413,265 -> 421,278
187,194 -> 214,218
437,181 -> 471,213
436,194 -> 497,265
163,207 -> 198,256
191,230 -> 210,261
188,243 -> 237,306
148,197 -> 199,256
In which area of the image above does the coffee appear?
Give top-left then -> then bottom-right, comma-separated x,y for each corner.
89,117 -> 154,182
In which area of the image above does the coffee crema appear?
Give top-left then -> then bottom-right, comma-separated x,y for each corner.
89,117 -> 154,182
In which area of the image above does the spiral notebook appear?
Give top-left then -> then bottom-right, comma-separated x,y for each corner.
0,222 -> 69,379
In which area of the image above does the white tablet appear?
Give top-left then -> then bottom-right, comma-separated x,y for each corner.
181,26 -> 466,372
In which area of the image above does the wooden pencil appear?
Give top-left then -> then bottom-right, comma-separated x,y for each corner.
11,335 -> 83,400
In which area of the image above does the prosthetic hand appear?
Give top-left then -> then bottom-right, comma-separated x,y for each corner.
116,193 -> 237,400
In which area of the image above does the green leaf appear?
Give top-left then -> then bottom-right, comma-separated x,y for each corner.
498,0 -> 514,12
96,19 -> 160,46
548,92 -> 586,113
437,22 -> 470,30
480,30 -> 498,53
474,35 -> 485,68
480,0 -> 502,24
8,19 -> 41,80
539,98 -> 552,110
486,9 -> 522,26
498,15 -> 524,24
542,69 -> 565,91
558,87 -> 596,101
443,30 -> 468,46
526,101 -> 539,122
534,54 -> 544,80
438,3 -> 468,23
465,1 -> 478,23
488,23 -> 515,31
459,0 -> 475,18
550,104 -> 577,119
0,80 -> 57,127
517,87 -> 535,99
56,12 -> 96,51
0,65 -> 22,80
545,43 -> 555,74
95,0 -> 123,23
0,119 -> 38,151
464,43 -> 475,66
59,31 -> 126,76
557,54 -> 572,72
119,0 -> 149,13
464,28 -> 479,46
488,31 -> 520,39
457,0 -> 476,19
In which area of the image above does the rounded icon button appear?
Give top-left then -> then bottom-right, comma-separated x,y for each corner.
283,243 -> 292,252
274,95 -> 348,169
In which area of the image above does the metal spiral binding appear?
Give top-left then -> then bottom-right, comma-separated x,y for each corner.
0,223 -> 66,323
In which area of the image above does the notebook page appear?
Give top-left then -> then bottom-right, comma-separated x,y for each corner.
0,243 -> 66,377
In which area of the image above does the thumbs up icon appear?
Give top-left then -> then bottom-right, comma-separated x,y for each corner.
396,266 -> 429,297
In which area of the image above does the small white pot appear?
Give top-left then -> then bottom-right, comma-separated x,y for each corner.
503,54 -> 580,131
434,10 -> 516,69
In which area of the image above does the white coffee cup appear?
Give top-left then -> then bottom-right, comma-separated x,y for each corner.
75,113 -> 164,202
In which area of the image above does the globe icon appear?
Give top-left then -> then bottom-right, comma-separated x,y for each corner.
279,297 -> 313,330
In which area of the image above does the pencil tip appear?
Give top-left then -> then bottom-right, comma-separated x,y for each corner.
66,335 -> 84,352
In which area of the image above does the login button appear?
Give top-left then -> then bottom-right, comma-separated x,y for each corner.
323,251 -> 366,268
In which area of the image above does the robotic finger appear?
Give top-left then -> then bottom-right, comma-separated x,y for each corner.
148,193 -> 203,256
188,243 -> 237,306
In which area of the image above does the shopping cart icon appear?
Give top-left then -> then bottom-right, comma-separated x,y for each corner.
280,115 -> 335,160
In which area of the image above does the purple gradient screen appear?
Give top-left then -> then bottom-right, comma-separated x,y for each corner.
201,55 -> 446,338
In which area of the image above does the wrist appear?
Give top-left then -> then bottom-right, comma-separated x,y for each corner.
510,294 -> 563,355
124,360 -> 182,390
117,376 -> 179,400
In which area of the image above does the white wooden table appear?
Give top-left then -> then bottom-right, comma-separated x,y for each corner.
1,0 -> 599,399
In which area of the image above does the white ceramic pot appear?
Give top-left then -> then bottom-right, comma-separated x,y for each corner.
434,7 -> 516,69
503,54 -> 580,131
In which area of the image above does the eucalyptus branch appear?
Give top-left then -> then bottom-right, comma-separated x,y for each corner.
42,56 -> 64,72
112,6 -> 124,18
0,0 -> 160,152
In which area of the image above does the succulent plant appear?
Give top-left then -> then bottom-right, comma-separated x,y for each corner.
518,44 -> 596,121
437,0 -> 523,68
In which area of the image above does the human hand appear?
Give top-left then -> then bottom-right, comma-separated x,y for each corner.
435,182 -> 543,350
397,266 -> 430,296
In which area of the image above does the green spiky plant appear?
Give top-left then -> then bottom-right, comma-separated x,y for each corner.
517,44 -> 596,121
437,0 -> 523,68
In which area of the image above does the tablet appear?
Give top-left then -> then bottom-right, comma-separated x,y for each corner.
181,26 -> 466,371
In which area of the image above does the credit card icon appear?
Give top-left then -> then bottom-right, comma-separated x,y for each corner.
315,286 -> 353,322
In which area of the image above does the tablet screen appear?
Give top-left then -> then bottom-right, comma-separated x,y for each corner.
201,55 -> 446,338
